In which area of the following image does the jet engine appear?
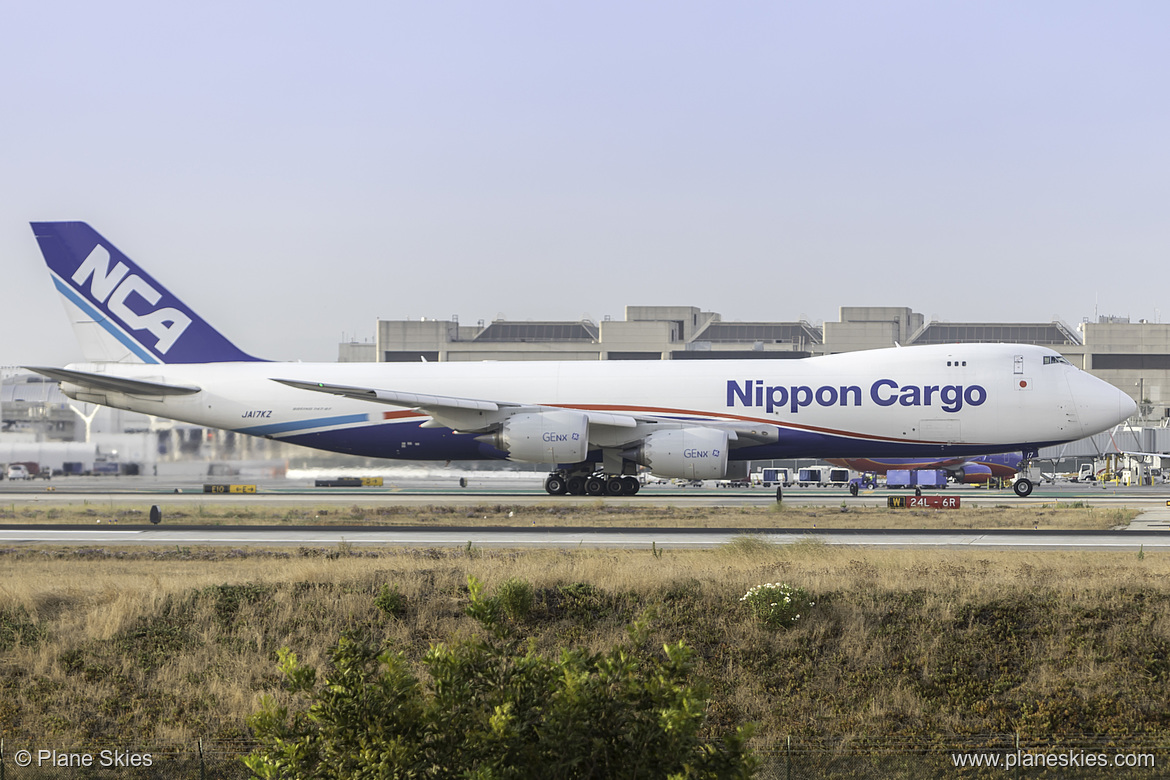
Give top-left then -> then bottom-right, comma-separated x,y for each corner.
955,462 -> 993,483
625,427 -> 729,480
476,411 -> 589,463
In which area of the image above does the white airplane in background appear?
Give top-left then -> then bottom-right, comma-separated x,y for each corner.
25,222 -> 1136,498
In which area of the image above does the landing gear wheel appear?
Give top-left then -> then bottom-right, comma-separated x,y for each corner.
914,488 -> 922,496
1013,478 -> 1034,498
566,476 -> 584,495
545,475 -> 568,495
849,483 -> 859,497
621,476 -> 640,495
585,476 -> 605,496
775,485 -> 783,502
606,476 -> 625,496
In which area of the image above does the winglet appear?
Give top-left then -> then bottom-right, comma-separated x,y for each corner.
31,221 -> 261,364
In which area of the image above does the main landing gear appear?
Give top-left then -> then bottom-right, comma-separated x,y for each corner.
544,470 -> 640,496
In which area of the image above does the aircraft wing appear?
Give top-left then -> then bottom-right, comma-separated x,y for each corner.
271,378 -> 777,445
273,377 -> 638,430
25,366 -> 202,396
272,378 -> 508,412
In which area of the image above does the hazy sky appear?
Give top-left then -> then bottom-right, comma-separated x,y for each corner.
2,2 -> 1167,366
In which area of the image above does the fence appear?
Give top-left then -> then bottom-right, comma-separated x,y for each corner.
1,736 -> 1168,778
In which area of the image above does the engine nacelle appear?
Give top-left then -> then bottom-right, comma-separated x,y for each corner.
626,427 -> 729,480
477,411 -> 589,463
956,462 -> 993,484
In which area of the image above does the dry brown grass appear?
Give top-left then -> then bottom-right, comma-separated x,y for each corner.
3,538 -> 1170,749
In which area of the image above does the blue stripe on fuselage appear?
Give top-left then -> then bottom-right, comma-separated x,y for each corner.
238,413 -> 370,436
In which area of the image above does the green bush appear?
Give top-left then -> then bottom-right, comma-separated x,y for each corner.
247,576 -> 757,779
0,606 -> 45,651
739,582 -> 814,629
495,577 -> 535,621
374,583 -> 407,618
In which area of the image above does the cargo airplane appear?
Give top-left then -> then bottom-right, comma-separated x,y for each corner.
25,222 -> 1136,498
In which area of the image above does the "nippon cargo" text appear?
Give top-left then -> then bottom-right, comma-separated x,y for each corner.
726,379 -> 987,414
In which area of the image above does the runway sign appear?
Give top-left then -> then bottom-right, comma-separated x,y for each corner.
203,484 -> 257,494
887,495 -> 961,509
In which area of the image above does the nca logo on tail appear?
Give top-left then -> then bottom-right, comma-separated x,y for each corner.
73,245 -> 191,354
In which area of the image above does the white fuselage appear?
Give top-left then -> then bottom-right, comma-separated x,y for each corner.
57,343 -> 1135,463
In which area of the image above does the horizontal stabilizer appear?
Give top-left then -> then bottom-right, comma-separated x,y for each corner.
24,366 -> 201,396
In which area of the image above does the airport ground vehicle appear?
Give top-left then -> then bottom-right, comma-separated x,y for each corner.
1075,462 -> 1098,482
886,468 -> 948,489
6,464 -> 30,480
796,467 -> 851,487
750,467 -> 792,487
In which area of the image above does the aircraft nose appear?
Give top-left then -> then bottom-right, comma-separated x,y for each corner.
1072,374 -> 1137,437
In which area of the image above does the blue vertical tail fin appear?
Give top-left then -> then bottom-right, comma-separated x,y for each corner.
31,221 -> 261,364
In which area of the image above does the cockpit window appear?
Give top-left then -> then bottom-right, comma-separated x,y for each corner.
1043,355 -> 1071,365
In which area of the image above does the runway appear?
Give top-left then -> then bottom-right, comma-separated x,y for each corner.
1,522 -> 1169,550
1,474 -> 1167,509
2,476 -> 1168,549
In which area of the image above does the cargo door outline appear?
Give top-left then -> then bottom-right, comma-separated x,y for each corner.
920,419 -> 960,443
